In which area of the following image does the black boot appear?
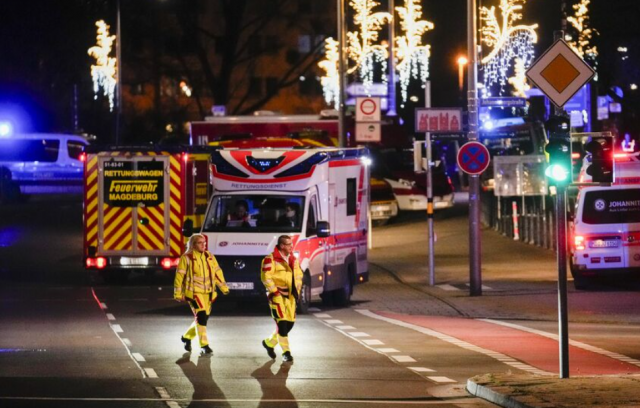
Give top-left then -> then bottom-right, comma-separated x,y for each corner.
200,345 -> 213,355
282,351 -> 293,362
262,340 -> 276,359
181,336 -> 192,352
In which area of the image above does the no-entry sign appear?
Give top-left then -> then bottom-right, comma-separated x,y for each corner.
356,97 -> 381,122
457,142 -> 490,175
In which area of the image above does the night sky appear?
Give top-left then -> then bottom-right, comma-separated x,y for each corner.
0,0 -> 638,137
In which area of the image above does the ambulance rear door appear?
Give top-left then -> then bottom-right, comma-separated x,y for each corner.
98,155 -> 171,262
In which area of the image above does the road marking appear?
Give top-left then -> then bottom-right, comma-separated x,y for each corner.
100,302 -> 108,309
362,339 -> 385,345
122,338 -> 132,347
408,367 -> 435,373
480,319 -> 640,368
324,319 -> 344,324
145,369 -> 158,378
348,332 -> 371,338
110,324 -> 123,333
375,348 -> 400,353
155,387 -> 170,399
307,307 -> 322,313
427,376 -> 456,383
435,284 -> 460,291
106,313 -> 115,321
464,283 -> 493,290
357,309 -> 553,376
314,313 -> 332,318
336,325 -> 356,330
0,396 -> 478,405
391,355 -> 417,363
132,353 -> 146,362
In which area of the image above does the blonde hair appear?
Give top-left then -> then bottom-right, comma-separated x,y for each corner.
185,234 -> 206,255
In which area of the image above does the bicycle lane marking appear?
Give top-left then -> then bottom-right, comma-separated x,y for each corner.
362,310 -> 640,376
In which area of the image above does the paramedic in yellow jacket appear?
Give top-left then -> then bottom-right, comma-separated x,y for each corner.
261,235 -> 303,362
174,234 -> 229,355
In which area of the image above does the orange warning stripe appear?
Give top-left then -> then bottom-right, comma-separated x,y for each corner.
84,155 -> 99,253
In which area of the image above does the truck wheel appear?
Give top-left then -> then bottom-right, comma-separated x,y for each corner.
298,273 -> 312,314
332,265 -> 353,307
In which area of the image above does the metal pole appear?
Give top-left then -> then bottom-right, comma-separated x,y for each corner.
116,0 -> 122,145
337,0 -> 347,147
467,0 -> 481,296
425,81 -> 435,286
556,186 -> 570,378
387,0 -> 397,116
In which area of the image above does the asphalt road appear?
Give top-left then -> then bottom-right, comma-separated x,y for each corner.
1,195 -> 639,407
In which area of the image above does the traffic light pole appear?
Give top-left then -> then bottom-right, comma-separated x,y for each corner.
555,184 -> 570,378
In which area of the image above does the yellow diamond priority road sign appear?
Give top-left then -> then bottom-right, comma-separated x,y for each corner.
526,39 -> 595,108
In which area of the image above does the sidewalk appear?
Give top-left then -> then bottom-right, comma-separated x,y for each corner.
367,205 -> 640,407
467,372 -> 640,408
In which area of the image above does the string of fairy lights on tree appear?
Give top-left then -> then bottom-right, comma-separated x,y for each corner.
319,0 -> 391,109
566,0 -> 598,76
480,0 -> 538,97
88,20 -> 117,111
395,0 -> 434,104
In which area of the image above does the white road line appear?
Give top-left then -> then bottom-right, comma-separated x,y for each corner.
100,302 -> 108,310
106,313 -> 115,321
110,324 -> 123,333
336,325 -> 356,330
166,402 -> 181,408
375,348 -> 400,353
480,319 -> 640,368
314,313 -> 332,318
427,376 -> 457,383
324,319 -> 344,324
435,284 -> 460,291
122,338 -> 132,347
145,369 -> 158,378
362,339 -> 385,345
132,353 -> 146,362
348,332 -> 371,338
356,309 -> 554,376
391,355 -> 417,363
408,367 -> 435,373
155,387 -> 170,399
307,307 -> 322,313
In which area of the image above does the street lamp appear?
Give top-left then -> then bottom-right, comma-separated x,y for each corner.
457,55 -> 468,92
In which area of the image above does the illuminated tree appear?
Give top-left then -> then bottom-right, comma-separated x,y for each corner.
507,58 -> 530,97
395,0 -> 434,103
480,0 -> 538,96
567,0 -> 598,64
88,20 -> 117,111
318,38 -> 340,109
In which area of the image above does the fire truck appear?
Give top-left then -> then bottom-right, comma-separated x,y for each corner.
82,146 -> 211,281
190,146 -> 371,312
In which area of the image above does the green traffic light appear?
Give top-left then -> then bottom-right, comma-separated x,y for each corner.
545,164 -> 569,181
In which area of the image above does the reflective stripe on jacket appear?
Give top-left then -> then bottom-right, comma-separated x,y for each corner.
174,250 -> 229,300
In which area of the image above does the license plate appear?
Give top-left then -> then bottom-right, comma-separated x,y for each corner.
120,257 -> 149,266
227,282 -> 254,290
589,240 -> 619,248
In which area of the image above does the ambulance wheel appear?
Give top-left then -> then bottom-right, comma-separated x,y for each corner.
298,273 -> 312,314
333,265 -> 354,307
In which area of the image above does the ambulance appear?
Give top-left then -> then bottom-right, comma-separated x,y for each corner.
82,146 -> 212,281
192,146 -> 370,312
570,152 -> 640,289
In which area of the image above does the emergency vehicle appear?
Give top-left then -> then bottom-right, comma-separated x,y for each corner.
82,146 -> 212,281
194,146 -> 370,312
570,152 -> 640,289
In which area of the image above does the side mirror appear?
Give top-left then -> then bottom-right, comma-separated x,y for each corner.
182,219 -> 194,237
317,221 -> 331,238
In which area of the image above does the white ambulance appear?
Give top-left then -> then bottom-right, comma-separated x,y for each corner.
197,147 -> 370,312
570,152 -> 640,289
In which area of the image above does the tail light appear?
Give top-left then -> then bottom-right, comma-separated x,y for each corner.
574,235 -> 585,251
161,257 -> 180,270
86,257 -> 107,269
79,152 -> 87,162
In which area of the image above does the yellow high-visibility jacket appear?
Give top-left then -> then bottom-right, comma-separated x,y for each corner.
174,250 -> 229,301
261,250 -> 303,322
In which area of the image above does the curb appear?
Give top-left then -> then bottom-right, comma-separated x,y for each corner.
466,379 -> 533,408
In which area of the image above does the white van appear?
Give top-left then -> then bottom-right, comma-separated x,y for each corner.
0,133 -> 88,197
570,184 -> 640,289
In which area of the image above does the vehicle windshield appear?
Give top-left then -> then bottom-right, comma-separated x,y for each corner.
582,189 -> 640,225
203,195 -> 305,233
0,139 -> 60,162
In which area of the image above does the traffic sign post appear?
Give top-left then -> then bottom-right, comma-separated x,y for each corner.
527,33 -> 597,380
